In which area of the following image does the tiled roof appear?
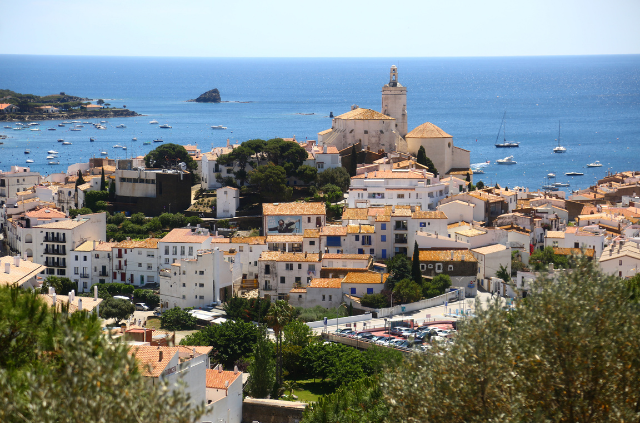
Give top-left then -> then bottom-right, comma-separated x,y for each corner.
161,228 -> 211,244
35,218 -> 87,230
320,226 -> 348,236
115,238 -> 161,249
342,208 -> 369,221
318,128 -> 333,135
343,271 -> 388,284
290,288 -> 307,293
468,191 -> 504,203
346,224 -> 375,234
231,236 -> 266,245
369,206 -> 392,216
263,202 -> 325,216
412,210 -> 447,219
40,294 -> 103,313
553,247 -> 595,258
303,229 -> 320,238
447,221 -> 472,229
74,240 -> 95,252
95,241 -> 117,251
375,215 -> 391,222
546,231 -> 565,239
405,122 -> 452,138
177,345 -> 213,356
308,278 -> 342,288
392,208 -> 412,217
258,251 -> 281,261
418,249 -> 477,262
599,242 -> 640,262
210,237 -> 230,244
322,253 -> 370,260
352,169 -> 433,179
565,227 -> 602,237
266,235 -> 303,243
26,207 -> 65,219
455,228 -> 486,237
0,258 -> 45,287
205,368 -> 242,390
130,346 -> 179,378
472,244 -> 507,255
335,108 -> 393,120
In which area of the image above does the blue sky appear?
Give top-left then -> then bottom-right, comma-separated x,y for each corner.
1,0 -> 639,57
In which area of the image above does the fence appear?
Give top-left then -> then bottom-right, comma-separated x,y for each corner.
306,313 -> 373,329
376,289 -> 462,318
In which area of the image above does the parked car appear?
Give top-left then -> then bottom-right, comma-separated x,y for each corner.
356,332 -> 375,340
335,328 -> 352,334
135,303 -> 149,311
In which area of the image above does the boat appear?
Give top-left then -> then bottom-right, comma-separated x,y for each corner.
62,141 -> 72,145
565,171 -> 584,176
57,139 -> 64,142
472,168 -> 485,174
149,120 -> 159,124
13,128 -> 22,130
48,161 -> 60,165
211,125 -> 227,130
62,121 -> 72,124
116,124 -> 126,128
587,161 -> 603,168
75,124 -> 84,128
48,150 -> 58,154
542,184 -> 559,191
553,122 -> 566,153
70,127 -> 81,131
100,121 -> 106,123
90,137 -> 95,142
96,125 -> 106,130
113,145 -> 123,148
28,122 -> 39,126
47,128 -> 56,131
46,155 -> 55,160
83,121 -> 90,124
495,112 -> 520,148
553,182 -> 570,187
496,155 -> 517,165
143,141 -> 151,145
548,173 -> 556,178
153,139 -> 163,142
100,151 -> 108,155
26,159 -> 34,163
159,124 -> 172,128
132,137 -> 137,141
57,123 -> 65,127
122,146 -> 127,150
30,128 -> 40,131
71,120 -> 81,123
3,126 -> 11,129
24,150 -> 30,154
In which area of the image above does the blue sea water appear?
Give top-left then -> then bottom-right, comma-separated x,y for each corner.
1,55 -> 639,192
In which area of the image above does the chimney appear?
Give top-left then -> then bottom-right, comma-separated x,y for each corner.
23,252 -> 27,261
218,364 -> 223,373
69,290 -> 75,302
78,298 -> 83,311
234,365 -> 239,374
324,145 -> 327,154
48,286 -> 54,295
380,273 -> 384,284
14,256 -> 20,267
52,293 -> 57,305
4,263 -> 10,274
450,251 -> 454,260
158,350 -> 163,362
93,240 -> 97,250
94,285 -> 98,301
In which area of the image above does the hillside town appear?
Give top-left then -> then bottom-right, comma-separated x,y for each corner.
2,67 -> 640,423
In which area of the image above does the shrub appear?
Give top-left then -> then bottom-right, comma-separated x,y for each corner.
161,307 -> 197,331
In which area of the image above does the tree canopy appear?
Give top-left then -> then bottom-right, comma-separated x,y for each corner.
248,164 -> 289,201
317,167 -> 351,192
144,143 -> 197,179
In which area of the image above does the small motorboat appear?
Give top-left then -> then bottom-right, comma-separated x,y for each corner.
46,155 -> 55,160
116,124 -> 126,128
24,149 -> 30,154
548,173 -> 556,178
132,137 -> 137,141
90,137 -> 95,142
542,184 -> 559,191
553,182 -> 570,187
28,122 -> 39,126
3,126 -> 11,129
149,120 -> 159,124
48,128 -> 56,131
26,159 -> 34,163
100,121 -> 106,123
496,155 -> 517,165
75,124 -> 84,128
48,161 -> 60,165
62,121 -> 72,124
57,139 -> 64,142
472,168 -> 485,174
153,139 -> 163,142
100,151 -> 108,155
143,141 -> 151,145
71,120 -> 81,123
211,125 -> 227,130
83,121 -> 90,124
30,128 -> 40,131
159,124 -> 172,128
122,146 -> 127,150
565,171 -> 584,176
587,161 -> 603,168
113,145 -> 123,148
48,150 -> 58,154
62,141 -> 72,145
70,127 -> 81,131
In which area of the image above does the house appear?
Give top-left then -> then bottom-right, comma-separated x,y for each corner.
418,249 -> 478,296
0,166 -> 42,206
289,278 -> 343,308
0,103 -> 19,113
320,253 -> 372,279
598,240 -> 640,278
71,240 -> 116,291
111,238 -> 161,286
440,192 -> 508,225
471,244 -> 511,284
84,104 -> 103,110
5,207 -> 67,259
341,271 -> 387,297
37,105 -> 60,114
545,226 -> 605,258
258,251 -> 321,302
205,366 -> 243,423
319,225 -> 349,254
40,286 -> 103,314
200,141 -> 239,190
262,202 -> 325,236
158,227 -> 214,269
216,186 -> 240,218
0,256 -> 45,289
227,236 -> 268,281
267,235 -> 304,253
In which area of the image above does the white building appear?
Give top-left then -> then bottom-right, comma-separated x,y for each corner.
0,256 -> 45,290
598,240 -> 640,278
471,244 -> 511,283
438,200 -> 475,225
289,277 -> 343,308
72,240 -> 116,291
205,366 -> 243,423
404,122 -> 470,178
0,166 -> 42,206
158,228 -> 214,270
5,207 -> 67,258
342,271 -> 387,298
216,186 -> 240,218
262,202 -> 325,236
258,251 -> 321,302
111,238 -> 161,286
200,142 -> 239,190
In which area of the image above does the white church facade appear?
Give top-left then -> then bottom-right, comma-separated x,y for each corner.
318,66 -> 470,178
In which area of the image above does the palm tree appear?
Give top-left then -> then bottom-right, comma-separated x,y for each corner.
265,300 -> 294,386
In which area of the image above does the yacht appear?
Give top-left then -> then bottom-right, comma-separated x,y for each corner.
553,123 -> 566,153
472,168 -> 485,174
75,124 -> 84,128
13,127 -> 22,130
116,124 -> 126,128
48,161 -> 60,165
100,151 -> 108,155
542,184 -> 559,191
149,120 -> 159,124
113,145 -> 123,148
46,155 -> 55,160
548,173 -> 556,178
62,141 -> 72,145
553,182 -> 570,187
83,121 -> 91,124
26,159 -> 34,163
57,139 -> 64,142
30,128 -> 40,131
47,127 -> 56,131
70,127 -> 81,131
58,123 -> 65,127
496,155 -> 517,165
159,124 -> 172,128
565,171 -> 584,176
24,149 -> 30,154
132,137 -> 137,141
62,121 -> 72,124
495,112 -> 520,148
71,120 -> 81,123
153,139 -> 163,142
211,125 -> 227,130
587,161 -> 603,168
28,122 -> 39,126
3,125 -> 12,129
48,150 -> 58,154
100,121 -> 107,123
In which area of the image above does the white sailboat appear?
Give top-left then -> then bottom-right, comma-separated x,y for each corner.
553,122 -> 566,153
495,112 -> 520,148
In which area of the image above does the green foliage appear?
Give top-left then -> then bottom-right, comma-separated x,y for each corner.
360,293 -> 389,308
161,307 -> 197,331
100,167 -> 107,191
99,298 -> 135,323
297,164 -> 318,185
416,145 -> 428,167
283,320 -> 313,348
216,219 -> 230,229
75,170 -> 85,190
295,305 -> 342,322
40,276 -> 77,296
321,183 -> 343,203
108,179 -> 116,200
326,344 -> 366,387
144,143 -> 197,178
0,286 -> 203,423
262,138 -> 309,176
223,295 -> 271,323
180,320 -> 259,368
100,283 -> 135,296
317,166 -> 350,192
84,190 -> 108,212
267,300 -> 296,384
349,144 -> 358,177
246,326 -> 276,398
108,212 -> 126,225
529,246 -> 569,271
95,201 -> 108,211
625,273 -> 640,301
392,278 -> 422,304
130,212 -> 146,225
411,241 -> 422,285
248,164 -> 288,201
422,274 -> 452,299
476,180 -> 485,189
385,253 -> 411,290
496,263 -> 511,282
133,289 -> 160,308
385,256 -> 640,421
69,207 -> 93,218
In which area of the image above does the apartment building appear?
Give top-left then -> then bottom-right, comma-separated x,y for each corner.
418,249 -> 478,296
71,240 -> 117,292
0,166 -> 42,205
0,256 -> 45,290
6,207 -> 67,258
262,202 -> 326,236
158,228 -> 214,269
258,251 -> 321,301
112,238 -> 161,286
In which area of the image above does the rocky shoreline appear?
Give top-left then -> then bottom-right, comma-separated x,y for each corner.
0,109 -> 141,122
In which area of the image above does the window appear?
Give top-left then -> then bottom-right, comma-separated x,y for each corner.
358,248 -> 364,254
362,235 -> 372,245
420,264 -> 426,271
95,254 -> 99,258
322,295 -> 326,301
307,217 -> 311,223
350,287 -> 356,295
395,220 -> 408,230
308,264 -> 316,272
138,263 -> 142,267
83,256 -> 87,261
199,295 -> 204,300
138,250 -> 142,255
75,255 -> 78,261
619,260 -> 623,265
180,246 -> 185,256
199,270 -> 204,275
420,222 -> 426,228
329,295 -> 332,301
364,130 -> 368,134
265,264 -> 271,274
326,236 -> 341,247
286,263 -> 293,271
164,258 -> 169,264
428,264 -> 433,269
165,246 -> 169,255
298,263 -> 302,270
448,265 -> 454,271
280,276 -> 285,284
367,288 -> 373,294
397,194 -> 405,199
309,240 -> 315,246
368,193 -> 384,199
182,283 -> 186,287
188,246 -> 193,255
552,241 -> 559,247
436,263 -> 443,273
381,235 -> 386,242
172,246 -> 177,255
74,267 -> 79,275
370,248 -> 375,255
381,223 -> 386,230
355,235 -> 360,241
239,246 -> 244,252
199,283 -> 204,287
83,282 -> 88,289
182,295 -> 186,299
147,264 -> 153,270
295,277 -> 301,285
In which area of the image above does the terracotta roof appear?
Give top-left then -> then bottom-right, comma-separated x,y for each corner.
318,128 -> 333,135
352,169 -> 433,179
290,288 -> 307,293
35,218 -> 87,230
115,238 -> 161,249
320,226 -> 348,236
375,215 -> 391,222
95,241 -> 117,251
472,244 -> 508,255
599,242 -> 640,261
455,228 -> 486,237
205,368 -> 242,390
322,253 -> 370,260
346,224 -> 375,234
303,229 -> 320,238
447,221 -> 472,229
342,208 -> 369,221
468,191 -> 505,203
231,236 -> 266,245
343,271 -> 388,284
161,228 -> 211,244
412,210 -> 447,219
74,240 -> 96,252
266,235 -> 303,243
546,231 -> 565,239
26,207 -> 65,219
258,251 -> 281,261
335,108 -> 393,120
405,122 -> 452,138
554,247 -> 595,258
263,202 -> 325,216
369,206 -> 392,216
418,250 -> 477,262
210,237 -> 230,244
392,208 -> 412,217
177,345 -> 213,356
130,346 -> 179,378
308,278 -> 342,288
0,258 -> 45,287
0,104 -> 16,110
40,294 -> 103,313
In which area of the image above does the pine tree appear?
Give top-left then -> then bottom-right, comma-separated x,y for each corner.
75,170 -> 85,190
100,167 -> 106,191
411,241 -> 422,285
349,145 -> 358,176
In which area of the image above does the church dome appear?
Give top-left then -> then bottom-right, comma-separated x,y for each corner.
406,122 -> 452,138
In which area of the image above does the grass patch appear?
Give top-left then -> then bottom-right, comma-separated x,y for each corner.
287,379 -> 335,403
145,317 -> 162,330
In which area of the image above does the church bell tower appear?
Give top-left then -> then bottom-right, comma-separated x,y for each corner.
381,65 -> 408,137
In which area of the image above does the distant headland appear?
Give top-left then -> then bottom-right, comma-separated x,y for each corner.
0,89 -> 141,121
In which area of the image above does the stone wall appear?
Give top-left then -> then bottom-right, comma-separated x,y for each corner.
242,398 -> 306,423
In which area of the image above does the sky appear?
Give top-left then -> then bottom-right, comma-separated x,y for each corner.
1,0 -> 639,57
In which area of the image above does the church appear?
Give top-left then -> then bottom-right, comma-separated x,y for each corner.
318,66 -> 470,178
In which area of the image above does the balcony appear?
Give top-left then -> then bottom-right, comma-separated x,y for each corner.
99,271 -> 109,277
394,222 -> 408,231
45,259 -> 66,268
44,247 -> 66,255
394,234 -> 408,244
44,235 -> 66,243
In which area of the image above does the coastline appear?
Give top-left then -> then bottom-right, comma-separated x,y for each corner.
0,109 -> 142,122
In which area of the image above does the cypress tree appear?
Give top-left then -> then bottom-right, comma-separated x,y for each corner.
416,146 -> 428,167
100,167 -> 106,191
108,179 -> 116,201
75,170 -> 85,190
349,145 -> 358,176
412,241 -> 422,285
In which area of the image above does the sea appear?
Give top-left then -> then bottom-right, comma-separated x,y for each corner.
1,55 -> 639,192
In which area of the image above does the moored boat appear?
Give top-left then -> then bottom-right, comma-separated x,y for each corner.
496,155 -> 517,165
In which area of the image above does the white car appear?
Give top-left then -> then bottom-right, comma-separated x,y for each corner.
135,303 -> 149,311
